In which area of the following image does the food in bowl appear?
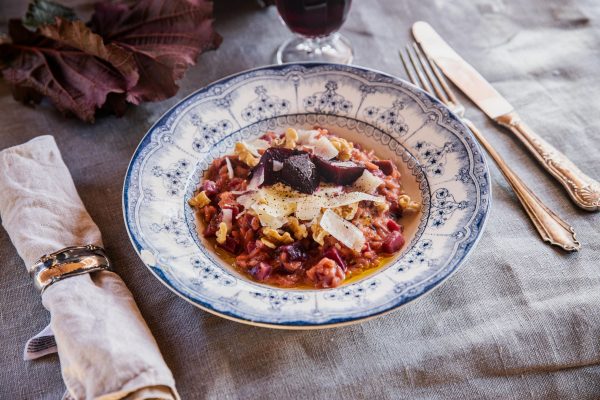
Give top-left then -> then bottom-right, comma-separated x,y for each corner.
189,127 -> 420,288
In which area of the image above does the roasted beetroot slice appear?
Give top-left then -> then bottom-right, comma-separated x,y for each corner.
382,231 -> 405,253
386,219 -> 401,232
313,156 -> 365,185
267,147 -> 299,161
373,160 -> 394,175
280,153 -> 319,194
250,147 -> 300,186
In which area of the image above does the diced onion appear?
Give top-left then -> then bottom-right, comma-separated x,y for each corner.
225,157 -> 234,179
222,208 -> 233,230
235,210 -> 248,219
352,170 -> 384,194
319,209 -> 365,252
312,137 -> 339,160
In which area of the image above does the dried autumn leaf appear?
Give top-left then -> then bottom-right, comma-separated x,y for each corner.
40,19 -> 139,90
0,19 -> 135,121
89,0 -> 223,104
0,0 -> 221,122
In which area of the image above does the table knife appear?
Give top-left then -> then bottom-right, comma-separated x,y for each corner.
412,21 -> 600,211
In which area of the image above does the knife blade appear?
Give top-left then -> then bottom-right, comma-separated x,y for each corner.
412,21 -> 513,120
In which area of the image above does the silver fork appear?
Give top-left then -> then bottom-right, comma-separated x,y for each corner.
400,43 -> 580,252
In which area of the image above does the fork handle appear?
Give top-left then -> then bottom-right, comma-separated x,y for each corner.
463,119 -> 580,251
496,112 -> 600,211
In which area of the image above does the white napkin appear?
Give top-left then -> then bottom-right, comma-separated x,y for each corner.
0,136 -> 179,400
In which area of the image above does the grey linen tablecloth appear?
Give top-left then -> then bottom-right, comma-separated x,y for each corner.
1,0 -> 600,398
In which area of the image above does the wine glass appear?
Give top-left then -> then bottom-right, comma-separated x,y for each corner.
275,0 -> 354,64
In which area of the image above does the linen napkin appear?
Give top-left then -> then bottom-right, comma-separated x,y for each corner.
0,136 -> 179,400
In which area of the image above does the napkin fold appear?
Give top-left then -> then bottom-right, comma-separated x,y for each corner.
0,136 -> 178,400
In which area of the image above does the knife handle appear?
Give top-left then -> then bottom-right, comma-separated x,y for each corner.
463,119 -> 580,251
496,112 -> 600,211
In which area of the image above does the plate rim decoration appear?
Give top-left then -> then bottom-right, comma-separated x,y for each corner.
123,62 -> 492,329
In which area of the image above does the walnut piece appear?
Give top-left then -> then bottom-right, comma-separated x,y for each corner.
284,127 -> 298,149
398,194 -> 420,213
332,203 -> 359,220
260,238 -> 277,249
216,222 -> 228,244
188,191 -> 211,208
311,219 -> 329,245
234,142 -> 259,167
287,216 -> 308,240
329,136 -> 353,161
262,227 -> 294,245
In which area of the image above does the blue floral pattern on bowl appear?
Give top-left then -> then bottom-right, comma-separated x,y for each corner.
123,63 -> 491,328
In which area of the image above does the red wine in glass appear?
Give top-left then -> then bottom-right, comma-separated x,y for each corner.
275,0 -> 354,64
276,0 -> 352,38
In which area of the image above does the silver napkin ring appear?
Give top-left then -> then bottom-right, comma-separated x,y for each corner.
29,245 -> 112,293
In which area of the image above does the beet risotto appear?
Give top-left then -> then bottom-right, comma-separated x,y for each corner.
189,127 -> 420,289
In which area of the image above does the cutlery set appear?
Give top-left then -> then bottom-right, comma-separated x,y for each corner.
402,21 -> 599,251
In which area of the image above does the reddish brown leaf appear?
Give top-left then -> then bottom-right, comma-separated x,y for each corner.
0,19 -> 133,121
0,0 -> 221,122
40,19 -> 139,89
90,0 -> 222,104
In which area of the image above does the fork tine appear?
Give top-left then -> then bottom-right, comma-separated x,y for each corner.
412,42 -> 449,104
405,45 -> 434,95
421,48 -> 460,105
399,49 -> 419,87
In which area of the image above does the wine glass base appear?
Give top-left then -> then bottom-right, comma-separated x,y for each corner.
276,33 -> 354,64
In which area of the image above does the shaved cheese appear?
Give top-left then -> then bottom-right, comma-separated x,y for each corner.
314,185 -> 344,196
319,209 -> 365,252
352,170 -> 384,194
313,137 -> 339,159
295,201 -> 322,221
252,203 -> 288,229
236,191 -> 259,210
293,192 -> 381,219
242,185 -> 297,229
235,183 -> 386,228
297,129 -> 319,144
324,192 -> 385,208
225,157 -> 234,179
